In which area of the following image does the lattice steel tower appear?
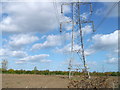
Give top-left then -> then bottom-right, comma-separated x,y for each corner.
60,1 -> 95,78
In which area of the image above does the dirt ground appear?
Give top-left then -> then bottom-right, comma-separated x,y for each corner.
69,76 -> 119,88
2,74 -> 119,88
2,74 -> 69,88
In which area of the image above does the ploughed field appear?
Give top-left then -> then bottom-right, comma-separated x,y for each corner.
2,74 -> 119,88
2,74 -> 69,88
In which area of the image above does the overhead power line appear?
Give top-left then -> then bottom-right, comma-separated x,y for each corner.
95,2 -> 118,30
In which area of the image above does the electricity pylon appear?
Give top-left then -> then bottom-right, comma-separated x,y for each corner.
68,58 -> 72,79
60,1 -> 95,78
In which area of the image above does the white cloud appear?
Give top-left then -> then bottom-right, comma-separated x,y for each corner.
0,48 -> 51,64
31,32 -> 72,50
54,25 -> 93,54
8,34 -> 39,49
1,1 -> 93,34
31,34 -> 64,50
16,54 -> 51,64
85,30 -> 119,56
40,59 -> 52,63
1,2 -> 56,33
31,24 -> 93,51
84,49 -> 96,56
12,51 -> 28,58
19,54 -> 49,61
82,25 -> 92,35
105,57 -> 118,64
55,44 -> 71,53
54,30 -> 118,58
55,43 -> 81,53
0,48 -> 10,56
0,48 -> 28,58
91,30 -> 118,51
1,2 -> 70,33
64,24 -> 92,35
1,17 -> 18,33
15,60 -> 26,64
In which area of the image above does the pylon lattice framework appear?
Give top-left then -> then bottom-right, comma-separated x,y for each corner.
60,2 -> 95,78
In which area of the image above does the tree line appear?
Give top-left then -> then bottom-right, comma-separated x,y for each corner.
0,69 -> 120,76
1,60 -> 120,76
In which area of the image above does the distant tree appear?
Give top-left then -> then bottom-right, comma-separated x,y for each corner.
104,72 -> 112,76
8,69 -> 14,73
33,66 -> 38,74
1,59 -> 8,71
34,66 -> 37,71
111,72 -> 118,76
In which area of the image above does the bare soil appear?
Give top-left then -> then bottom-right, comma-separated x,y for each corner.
2,74 -> 69,88
2,74 -> 119,88
68,76 -> 119,88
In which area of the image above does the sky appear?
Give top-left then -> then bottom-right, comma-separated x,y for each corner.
0,0 -> 119,72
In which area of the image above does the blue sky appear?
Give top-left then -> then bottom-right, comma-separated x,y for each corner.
0,1 -> 119,72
